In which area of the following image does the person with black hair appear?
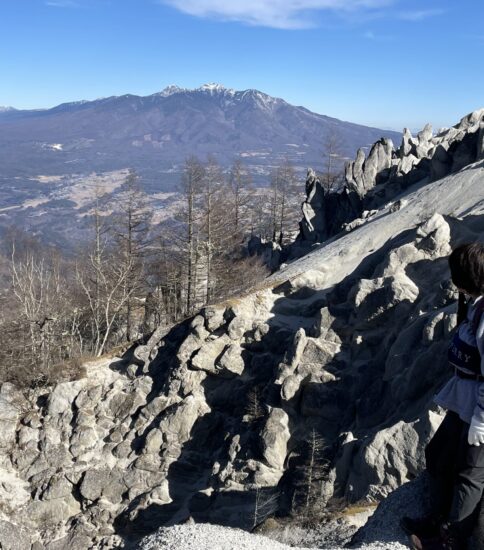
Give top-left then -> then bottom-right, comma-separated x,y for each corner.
402,242 -> 484,550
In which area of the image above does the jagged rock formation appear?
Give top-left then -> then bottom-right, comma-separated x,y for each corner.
0,117 -> 483,549
299,168 -> 362,243
300,108 -> 484,244
346,138 -> 395,197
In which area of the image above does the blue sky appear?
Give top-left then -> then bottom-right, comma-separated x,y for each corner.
0,0 -> 483,129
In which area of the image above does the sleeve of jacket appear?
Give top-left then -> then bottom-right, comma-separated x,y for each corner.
473,305 -> 484,421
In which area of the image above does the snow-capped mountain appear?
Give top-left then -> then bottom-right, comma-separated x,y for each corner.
0,84 -> 400,189
0,84 -> 401,248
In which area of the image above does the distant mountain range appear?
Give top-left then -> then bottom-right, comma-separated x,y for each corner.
0,84 -> 401,187
0,84 -> 401,247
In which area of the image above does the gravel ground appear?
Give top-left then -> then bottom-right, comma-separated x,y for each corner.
136,523 -> 410,550
136,477 -> 435,549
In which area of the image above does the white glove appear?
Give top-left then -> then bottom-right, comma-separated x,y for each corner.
468,415 -> 484,446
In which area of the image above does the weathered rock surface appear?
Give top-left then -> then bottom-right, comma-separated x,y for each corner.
299,108 -> 484,245
0,213 -> 461,548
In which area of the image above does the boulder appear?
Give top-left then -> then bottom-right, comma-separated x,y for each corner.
417,123 -> 433,145
80,468 -> 110,501
350,274 -> 419,328
456,108 -> 484,132
47,380 -> 84,416
260,408 -> 290,471
42,474 -> 73,500
0,520 -> 32,550
315,306 -> 337,340
362,138 -> 393,191
27,495 -> 81,527
345,412 -> 441,501
400,128 -> 414,157
398,153 -> 418,175
203,305 -> 226,332
158,394 -> 211,451
415,213 -> 451,257
451,133 -> 479,172
217,343 -> 245,376
227,316 -> 250,341
352,147 -> 366,186
300,338 -> 339,367
430,143 -> 451,180
177,325 -> 209,364
191,335 -> 231,374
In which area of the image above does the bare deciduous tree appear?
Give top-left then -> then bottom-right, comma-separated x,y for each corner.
7,241 -> 82,385
111,169 -> 153,340
229,158 -> 253,234
321,128 -> 345,192
76,181 -> 142,356
269,158 -> 301,244
173,156 -> 205,315
76,248 -> 136,357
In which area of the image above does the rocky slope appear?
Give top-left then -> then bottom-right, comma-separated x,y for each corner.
0,112 -> 483,550
298,108 -> 483,245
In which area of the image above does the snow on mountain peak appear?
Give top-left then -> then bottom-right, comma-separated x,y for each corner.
155,84 -> 281,106
239,88 -> 281,111
158,85 -> 188,97
157,83 -> 235,98
197,83 -> 235,95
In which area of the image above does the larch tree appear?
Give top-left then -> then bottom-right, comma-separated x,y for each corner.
201,156 -> 250,304
172,156 -> 205,315
200,156 -> 224,303
229,158 -> 253,235
291,428 -> 330,519
321,127 -> 345,192
270,158 -> 300,245
111,169 -> 153,341
76,180 -> 139,356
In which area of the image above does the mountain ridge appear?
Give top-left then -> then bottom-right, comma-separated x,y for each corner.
0,84 -> 402,184
0,83 -> 402,247
0,83 -> 396,133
